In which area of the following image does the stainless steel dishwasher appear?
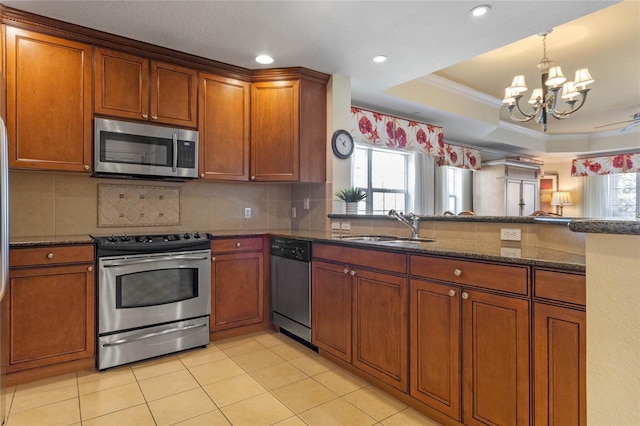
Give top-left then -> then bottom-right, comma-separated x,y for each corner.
270,237 -> 312,343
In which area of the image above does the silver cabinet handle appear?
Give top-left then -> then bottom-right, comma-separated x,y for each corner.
142,114 -> 148,119
211,256 -> 216,262
200,173 -> 205,178
236,242 -> 241,248
454,268 -> 462,277
102,322 -> 207,347
461,292 -> 469,300
151,115 -> 158,120
84,165 -> 90,171
448,289 -> 456,297
350,269 -> 357,276
47,252 -> 54,259
343,268 -> 349,275
87,266 -> 93,272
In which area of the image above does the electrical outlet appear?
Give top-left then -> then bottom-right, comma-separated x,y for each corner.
501,247 -> 522,258
291,207 -> 297,218
244,207 -> 251,218
500,228 -> 521,241
303,198 -> 310,210
331,221 -> 341,230
341,221 -> 351,230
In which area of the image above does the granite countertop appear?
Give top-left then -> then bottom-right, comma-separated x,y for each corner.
569,218 -> 640,235
9,229 -> 586,271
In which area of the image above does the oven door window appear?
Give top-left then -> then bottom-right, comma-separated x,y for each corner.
116,268 -> 198,308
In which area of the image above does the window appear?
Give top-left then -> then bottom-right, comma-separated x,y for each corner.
583,173 -> 640,218
435,166 -> 473,214
353,146 -> 410,214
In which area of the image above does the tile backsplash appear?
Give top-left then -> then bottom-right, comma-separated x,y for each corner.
97,184 -> 181,227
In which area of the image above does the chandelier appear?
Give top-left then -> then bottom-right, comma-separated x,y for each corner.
502,30 -> 594,132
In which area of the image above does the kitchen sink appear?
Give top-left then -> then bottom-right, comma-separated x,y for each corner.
337,235 -> 436,245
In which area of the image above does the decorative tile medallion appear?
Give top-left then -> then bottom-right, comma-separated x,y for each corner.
98,184 -> 181,227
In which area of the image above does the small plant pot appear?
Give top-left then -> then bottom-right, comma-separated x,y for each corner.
345,202 -> 358,214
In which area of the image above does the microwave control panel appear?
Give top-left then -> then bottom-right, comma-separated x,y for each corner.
177,140 -> 196,169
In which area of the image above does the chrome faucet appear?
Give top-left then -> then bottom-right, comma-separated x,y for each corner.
388,209 -> 420,239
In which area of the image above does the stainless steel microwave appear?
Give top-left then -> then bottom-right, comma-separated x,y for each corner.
94,118 -> 198,181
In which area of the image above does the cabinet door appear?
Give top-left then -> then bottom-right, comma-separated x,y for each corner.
150,61 -> 197,127
352,268 -> 408,391
210,251 -> 264,331
95,48 -> 150,121
199,73 -> 250,180
311,260 -> 351,362
506,178 -> 523,216
522,179 -> 539,216
5,264 -> 95,371
410,279 -> 461,421
534,303 -> 586,426
462,290 -> 530,426
251,81 -> 299,181
6,27 -> 92,172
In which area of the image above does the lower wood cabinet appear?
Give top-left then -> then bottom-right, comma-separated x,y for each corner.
533,268 -> 586,426
312,244 -> 408,392
210,237 -> 265,332
3,245 -> 95,372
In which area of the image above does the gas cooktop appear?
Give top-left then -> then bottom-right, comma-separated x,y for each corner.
93,232 -> 210,256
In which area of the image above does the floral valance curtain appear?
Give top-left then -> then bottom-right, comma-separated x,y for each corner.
571,153 -> 640,176
351,107 -> 481,170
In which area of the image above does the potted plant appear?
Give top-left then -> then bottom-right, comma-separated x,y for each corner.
335,187 -> 366,214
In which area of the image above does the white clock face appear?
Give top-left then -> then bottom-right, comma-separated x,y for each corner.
336,133 -> 352,154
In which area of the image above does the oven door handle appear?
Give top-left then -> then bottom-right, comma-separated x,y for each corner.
102,322 -> 208,347
172,133 -> 178,172
102,254 -> 209,267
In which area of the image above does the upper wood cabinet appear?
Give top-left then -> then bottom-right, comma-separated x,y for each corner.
250,70 -> 328,182
5,27 -> 92,172
198,73 -> 250,180
95,47 -> 197,127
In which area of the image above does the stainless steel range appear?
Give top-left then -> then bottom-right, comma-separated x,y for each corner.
94,233 -> 211,370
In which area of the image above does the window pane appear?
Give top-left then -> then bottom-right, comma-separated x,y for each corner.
354,147 -> 368,188
606,173 -> 638,218
371,150 -> 406,190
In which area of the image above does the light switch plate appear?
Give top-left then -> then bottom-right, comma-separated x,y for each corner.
244,207 -> 251,218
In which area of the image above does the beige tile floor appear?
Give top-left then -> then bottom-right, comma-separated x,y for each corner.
4,330 -> 443,426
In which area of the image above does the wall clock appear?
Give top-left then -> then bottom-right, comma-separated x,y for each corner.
331,129 -> 354,159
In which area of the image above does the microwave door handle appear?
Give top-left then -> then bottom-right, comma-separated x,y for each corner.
102,254 -> 210,267
172,134 -> 178,172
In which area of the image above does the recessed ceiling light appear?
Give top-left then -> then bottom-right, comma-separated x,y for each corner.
470,5 -> 491,17
255,55 -> 274,65
372,55 -> 388,63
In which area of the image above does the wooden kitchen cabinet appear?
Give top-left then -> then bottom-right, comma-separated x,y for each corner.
410,254 -> 530,425
5,27 -> 92,172
312,243 -> 408,391
250,69 -> 328,182
2,245 -> 95,373
410,279 -> 461,421
95,47 -> 197,127
533,269 -> 586,426
210,237 -> 265,332
198,72 -> 250,180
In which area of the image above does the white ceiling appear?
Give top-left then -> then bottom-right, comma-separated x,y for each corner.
4,0 -> 639,160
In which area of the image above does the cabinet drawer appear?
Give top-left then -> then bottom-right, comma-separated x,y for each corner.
211,237 -> 263,253
410,255 -> 529,295
313,243 -> 406,274
534,269 -> 586,306
10,245 -> 94,267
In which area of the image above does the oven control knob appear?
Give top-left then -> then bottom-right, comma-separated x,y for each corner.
107,235 -> 117,243
121,235 -> 132,242
183,233 -> 191,240
194,232 -> 201,239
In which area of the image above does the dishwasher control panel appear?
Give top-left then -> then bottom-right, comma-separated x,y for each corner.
270,237 -> 311,262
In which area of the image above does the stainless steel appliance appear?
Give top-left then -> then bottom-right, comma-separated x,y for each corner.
270,237 -> 312,343
0,117 -> 9,423
94,233 -> 211,370
94,118 -> 199,181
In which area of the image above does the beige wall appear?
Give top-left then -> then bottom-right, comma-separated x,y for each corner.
541,158 -> 583,217
9,170 -> 293,237
586,233 -> 640,425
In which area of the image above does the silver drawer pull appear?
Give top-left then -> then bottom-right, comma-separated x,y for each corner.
461,292 -> 469,300
454,268 -> 462,277
448,289 -> 456,297
343,268 -> 349,274
236,242 -> 241,248
47,252 -> 54,259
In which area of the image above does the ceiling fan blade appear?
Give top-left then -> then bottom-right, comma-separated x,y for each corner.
594,119 -> 635,129
621,120 -> 640,132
